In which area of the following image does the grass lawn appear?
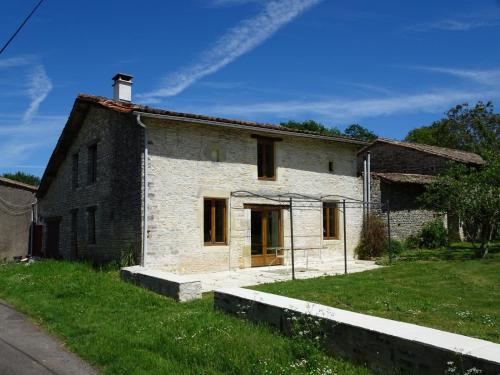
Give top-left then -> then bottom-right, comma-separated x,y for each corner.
255,248 -> 500,344
0,261 -> 370,375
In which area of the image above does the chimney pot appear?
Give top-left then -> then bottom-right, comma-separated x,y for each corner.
112,73 -> 133,102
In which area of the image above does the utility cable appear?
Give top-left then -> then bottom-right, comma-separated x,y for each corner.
0,0 -> 46,55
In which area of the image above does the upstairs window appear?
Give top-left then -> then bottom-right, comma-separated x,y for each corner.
87,144 -> 97,185
72,153 -> 79,189
256,137 -> 277,180
204,198 -> 227,245
323,202 -> 339,240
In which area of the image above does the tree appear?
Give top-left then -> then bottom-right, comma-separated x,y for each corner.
405,101 -> 500,156
281,120 -> 378,141
343,124 -> 377,141
2,171 -> 40,186
419,152 -> 500,258
280,120 -> 342,137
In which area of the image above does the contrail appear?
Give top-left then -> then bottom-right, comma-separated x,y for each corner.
140,0 -> 321,100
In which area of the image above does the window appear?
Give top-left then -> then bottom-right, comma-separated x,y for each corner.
87,144 -> 97,184
72,153 -> 79,189
256,137 -> 276,180
87,207 -> 96,244
70,209 -> 78,258
204,198 -> 227,245
328,161 -> 334,172
323,202 -> 339,240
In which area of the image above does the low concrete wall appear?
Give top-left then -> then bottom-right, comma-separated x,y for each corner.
214,288 -> 500,375
121,266 -> 202,302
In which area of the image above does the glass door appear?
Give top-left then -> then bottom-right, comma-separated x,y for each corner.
251,207 -> 283,267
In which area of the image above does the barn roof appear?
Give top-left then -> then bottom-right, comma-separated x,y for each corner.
372,172 -> 436,185
359,138 -> 485,166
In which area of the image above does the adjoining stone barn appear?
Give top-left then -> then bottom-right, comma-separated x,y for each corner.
36,74 -> 368,273
358,138 -> 486,241
0,177 -> 37,261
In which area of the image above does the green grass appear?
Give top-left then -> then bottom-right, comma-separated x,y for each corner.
0,261 -> 370,375
255,251 -> 500,343
380,241 -> 500,264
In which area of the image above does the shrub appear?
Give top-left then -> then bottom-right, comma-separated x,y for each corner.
405,235 -> 420,249
419,219 -> 448,249
120,246 -> 137,267
355,214 -> 387,259
386,239 -> 405,256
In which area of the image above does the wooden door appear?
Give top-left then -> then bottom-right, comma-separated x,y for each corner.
251,207 -> 283,267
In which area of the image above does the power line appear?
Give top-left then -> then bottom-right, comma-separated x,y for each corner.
0,0 -> 46,55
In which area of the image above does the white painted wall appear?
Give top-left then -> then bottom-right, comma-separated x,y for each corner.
144,118 -> 363,274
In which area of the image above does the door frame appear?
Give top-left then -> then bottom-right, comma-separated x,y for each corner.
45,217 -> 61,259
247,205 -> 284,267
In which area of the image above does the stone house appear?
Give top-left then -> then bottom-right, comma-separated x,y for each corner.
0,177 -> 37,261
37,75 -> 367,273
358,138 -> 486,240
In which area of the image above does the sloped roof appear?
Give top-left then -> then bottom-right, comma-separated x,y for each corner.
77,94 -> 367,144
37,94 -> 367,197
0,177 -> 38,192
372,172 -> 436,185
359,138 -> 486,165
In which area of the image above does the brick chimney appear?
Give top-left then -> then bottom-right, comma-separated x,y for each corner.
112,73 -> 133,102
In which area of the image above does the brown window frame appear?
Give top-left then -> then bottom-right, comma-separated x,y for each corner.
254,135 -> 280,181
87,143 -> 97,185
323,202 -> 339,240
203,198 -> 227,245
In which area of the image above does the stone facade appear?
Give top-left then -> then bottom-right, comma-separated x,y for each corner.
0,180 -> 36,260
369,177 -> 442,240
358,141 -> 467,241
39,99 -> 365,272
38,106 -> 143,263
144,118 -> 363,273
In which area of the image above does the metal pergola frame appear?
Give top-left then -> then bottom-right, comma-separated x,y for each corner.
230,191 -> 392,280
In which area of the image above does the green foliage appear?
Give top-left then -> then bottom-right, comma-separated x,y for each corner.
405,101 -> 500,156
355,214 -> 387,259
0,261 -> 369,374
2,171 -> 40,186
281,120 -> 378,141
343,123 -> 378,141
405,235 -> 420,249
281,120 -> 342,137
420,152 -> 500,258
385,239 -> 405,256
419,219 -> 448,249
120,246 -> 136,267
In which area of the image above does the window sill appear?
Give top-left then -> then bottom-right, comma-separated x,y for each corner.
258,177 -> 276,181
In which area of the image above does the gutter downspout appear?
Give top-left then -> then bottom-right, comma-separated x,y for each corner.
136,114 -> 148,267
367,152 -> 371,215
363,156 -> 367,221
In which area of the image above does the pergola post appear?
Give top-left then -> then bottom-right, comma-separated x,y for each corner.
343,199 -> 347,274
289,197 -> 295,280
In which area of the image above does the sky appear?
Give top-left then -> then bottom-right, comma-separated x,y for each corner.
1,0 -> 500,177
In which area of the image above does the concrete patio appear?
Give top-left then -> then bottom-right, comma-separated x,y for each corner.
188,256 -> 380,292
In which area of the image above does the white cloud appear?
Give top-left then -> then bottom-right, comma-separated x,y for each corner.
0,56 -> 34,69
22,65 -> 53,123
207,89 -> 498,122
412,66 -> 500,86
140,0 -> 321,100
409,18 -> 499,32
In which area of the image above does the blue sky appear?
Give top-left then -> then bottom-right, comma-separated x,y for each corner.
1,0 -> 500,176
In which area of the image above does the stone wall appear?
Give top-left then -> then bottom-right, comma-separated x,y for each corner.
38,107 -> 142,263
370,177 -> 442,240
0,184 -> 34,260
144,118 -> 364,273
215,288 -> 500,375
